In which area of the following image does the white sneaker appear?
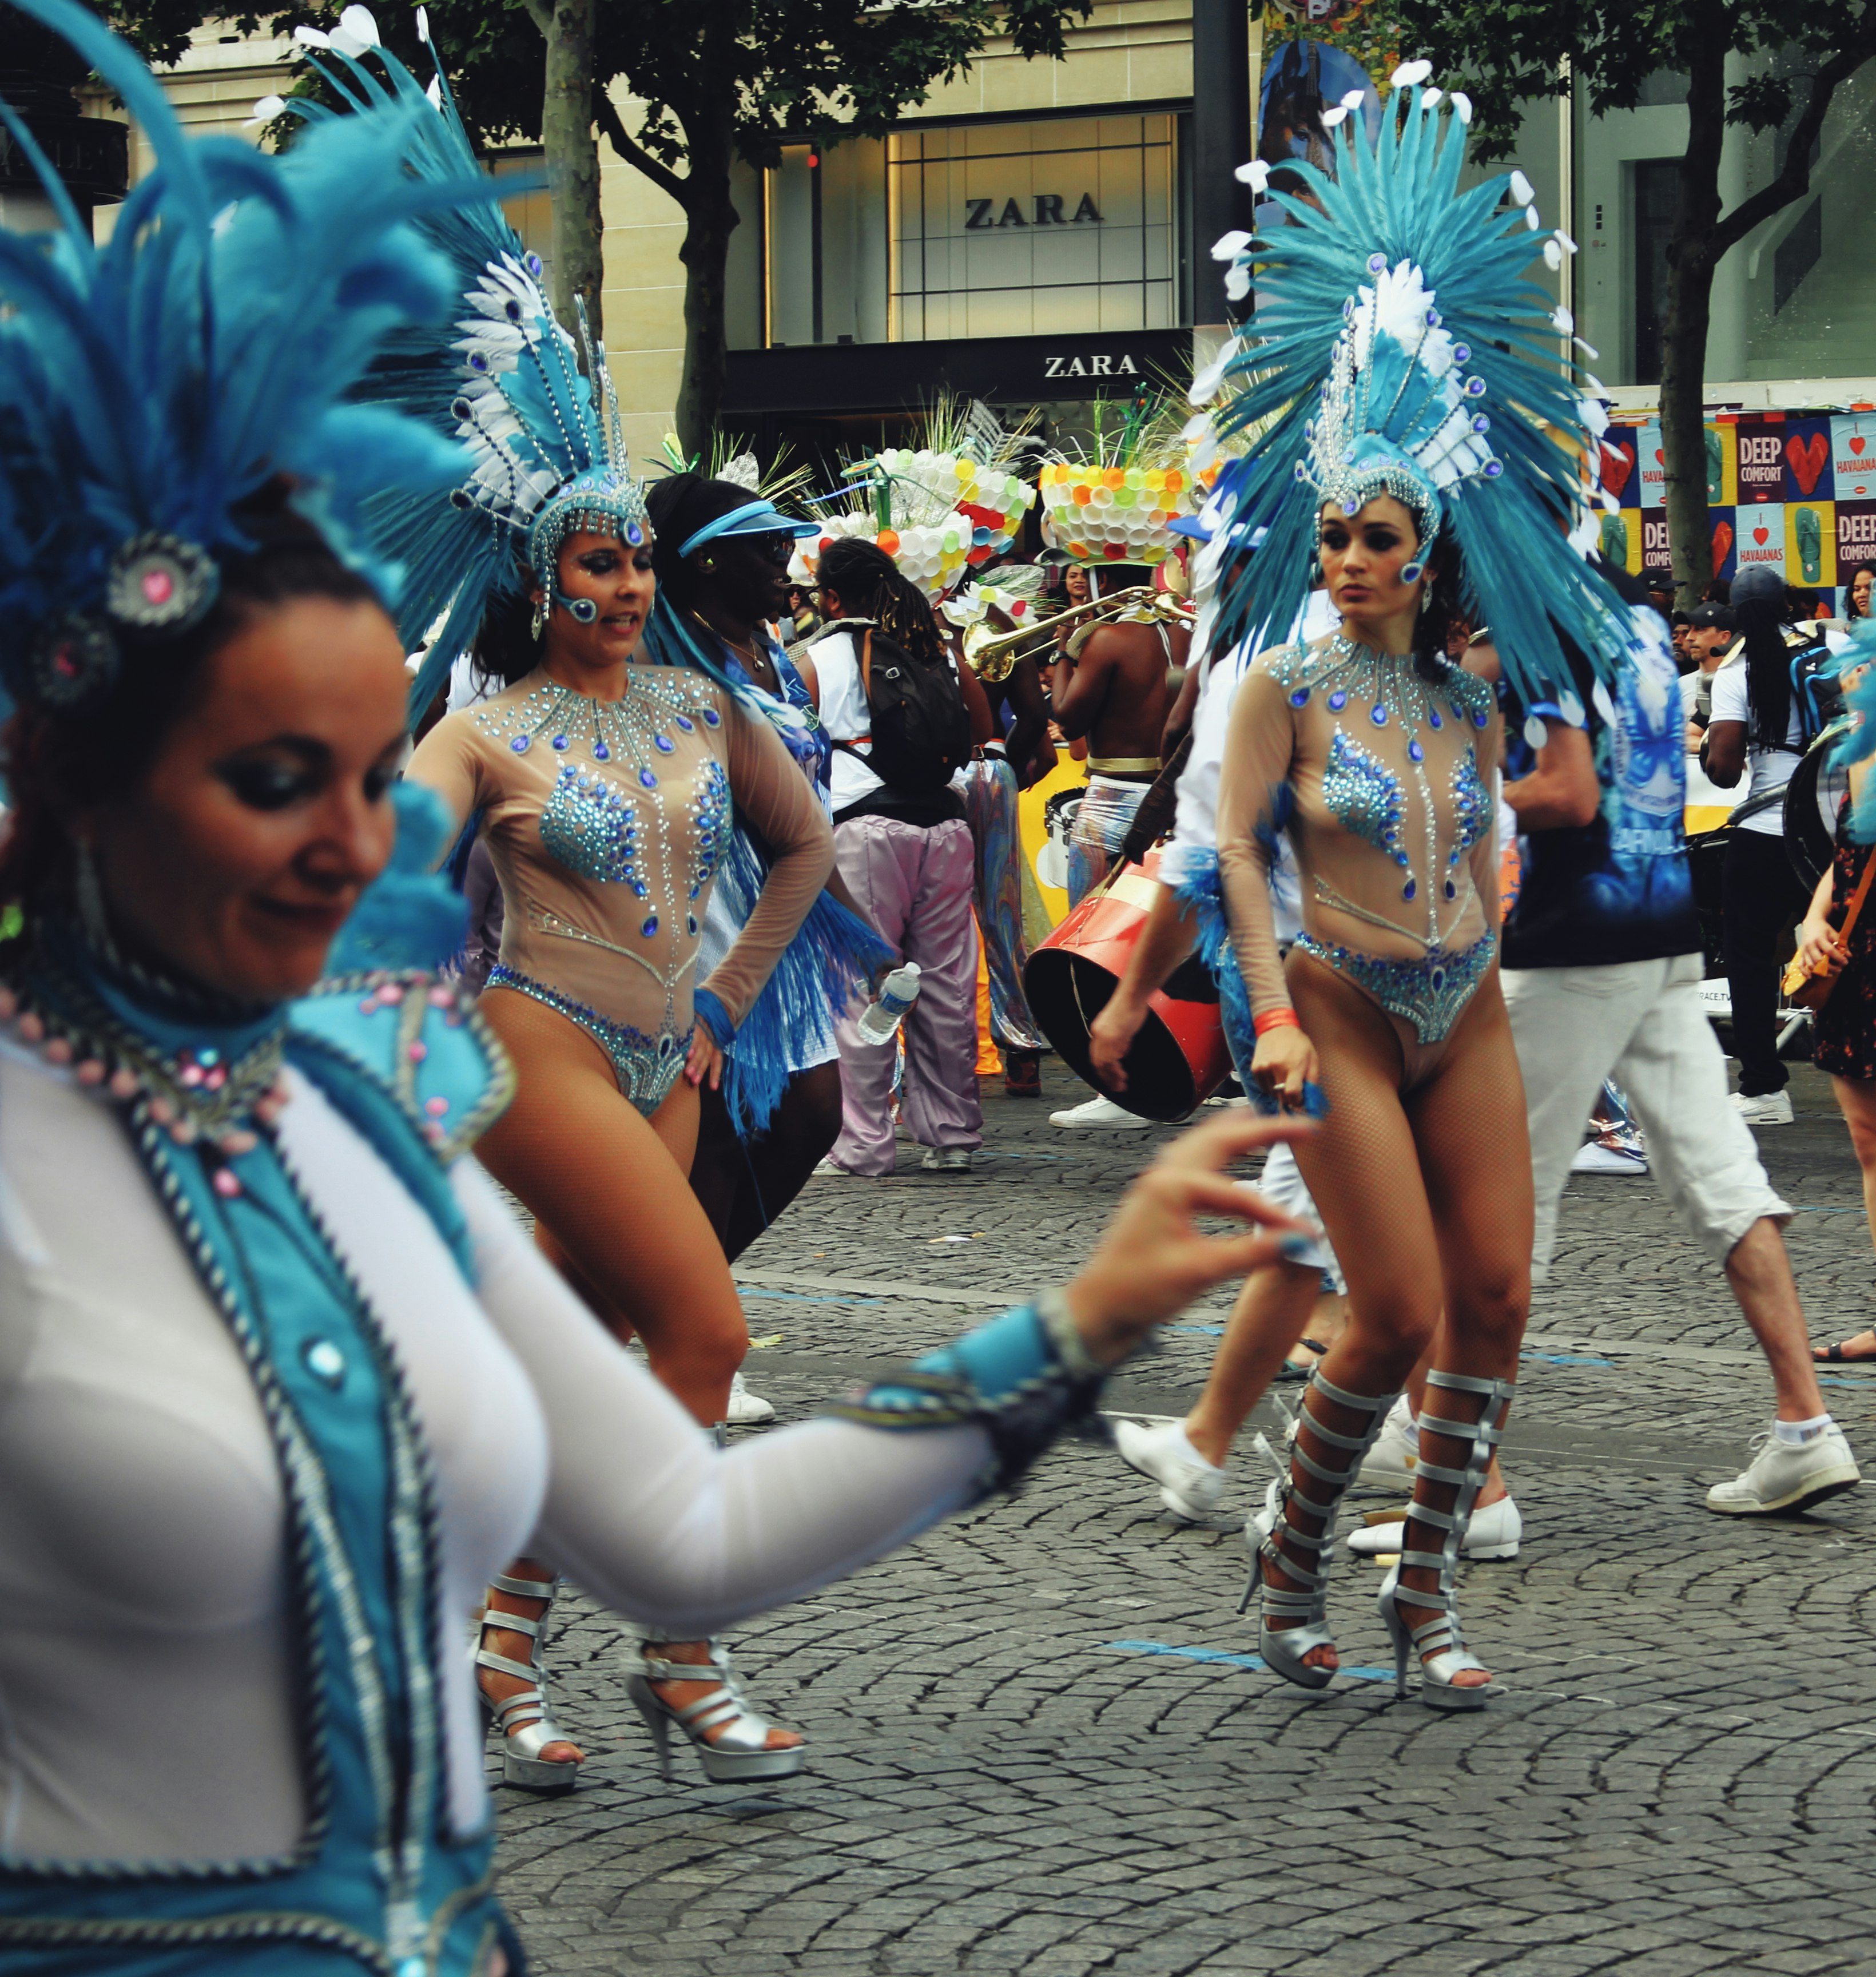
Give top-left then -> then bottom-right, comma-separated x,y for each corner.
920,1146 -> 973,1172
1112,1418 -> 1228,1520
1357,1394 -> 1417,1488
1049,1093 -> 1153,1130
1346,1493 -> 1523,1559
1730,1089 -> 1793,1125
1705,1423 -> 1861,1515
1570,1140 -> 1648,1175
726,1371 -> 776,1426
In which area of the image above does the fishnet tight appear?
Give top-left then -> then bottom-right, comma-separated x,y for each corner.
1266,951 -> 1532,1676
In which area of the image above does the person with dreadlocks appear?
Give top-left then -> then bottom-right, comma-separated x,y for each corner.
811,537 -> 982,1175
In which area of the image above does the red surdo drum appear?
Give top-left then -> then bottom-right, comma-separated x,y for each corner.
1022,849 -> 1234,1122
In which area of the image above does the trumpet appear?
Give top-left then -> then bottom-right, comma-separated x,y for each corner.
963,586 -> 1194,682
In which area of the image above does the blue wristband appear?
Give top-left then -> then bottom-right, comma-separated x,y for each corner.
693,987 -> 737,1048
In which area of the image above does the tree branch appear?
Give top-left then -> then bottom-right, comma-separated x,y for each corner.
518,0 -> 551,39
594,88 -> 690,206
1712,28 -> 1876,257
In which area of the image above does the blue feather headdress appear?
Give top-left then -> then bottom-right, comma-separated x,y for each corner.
1196,61 -> 1625,712
0,0 -> 471,727
278,14 -> 649,720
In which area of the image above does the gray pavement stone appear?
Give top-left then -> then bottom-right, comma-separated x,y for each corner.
490,1059 -> 1876,1972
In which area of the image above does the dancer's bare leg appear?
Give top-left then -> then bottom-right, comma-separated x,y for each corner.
1184,1260 -> 1323,1467
472,990 -> 800,1757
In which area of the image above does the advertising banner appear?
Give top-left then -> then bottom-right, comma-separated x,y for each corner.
1709,507 -> 1738,585
1782,417 -> 1834,504
1640,511 -> 1673,578
1635,420 -> 1665,509
1600,430 -> 1641,510
1838,501 -> 1876,583
1734,418 -> 1786,506
1833,415 -> 1876,501
1735,501 -> 1786,580
1787,501 -> 1834,587
1597,509 -> 1643,574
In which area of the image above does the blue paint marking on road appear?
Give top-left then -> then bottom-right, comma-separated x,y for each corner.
1527,1353 -> 1616,1368
1167,1323 -> 1226,1336
1104,1639 -> 1393,1683
1818,1376 -> 1876,1390
737,1288 -> 885,1305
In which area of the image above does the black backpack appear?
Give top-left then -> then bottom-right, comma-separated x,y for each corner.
831,624 -> 972,796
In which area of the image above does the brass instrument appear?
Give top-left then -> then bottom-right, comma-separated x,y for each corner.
964,586 -> 1194,682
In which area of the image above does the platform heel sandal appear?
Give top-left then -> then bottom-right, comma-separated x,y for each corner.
474,1571 -> 582,1792
1239,1372 -> 1401,1691
1378,1369 -> 1515,1712
626,1640 -> 808,1784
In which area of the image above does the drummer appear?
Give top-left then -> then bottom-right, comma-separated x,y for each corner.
1049,565 -> 1191,908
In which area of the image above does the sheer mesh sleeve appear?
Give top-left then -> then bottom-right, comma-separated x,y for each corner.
701,703 -> 838,1029
454,1161 -> 987,1634
1215,658 -> 1301,1022
406,707 -> 488,838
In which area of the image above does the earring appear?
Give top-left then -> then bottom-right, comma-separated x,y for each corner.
699,556 -> 718,572
531,595 -> 546,639
1418,583 -> 1434,617
1400,561 -> 1423,586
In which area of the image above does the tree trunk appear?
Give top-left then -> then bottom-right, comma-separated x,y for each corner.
1660,15 -> 1727,612
542,0 -> 603,340
674,95 -> 739,459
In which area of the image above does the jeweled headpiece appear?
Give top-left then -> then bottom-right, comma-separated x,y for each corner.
1197,62 -> 1625,707
0,0 -> 469,722
286,11 -> 649,714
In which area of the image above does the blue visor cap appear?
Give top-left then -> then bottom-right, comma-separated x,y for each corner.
679,500 -> 822,558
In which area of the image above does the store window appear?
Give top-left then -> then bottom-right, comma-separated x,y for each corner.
889,114 -> 1177,342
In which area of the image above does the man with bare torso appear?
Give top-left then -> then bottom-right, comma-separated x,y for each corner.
1048,565 -> 1190,904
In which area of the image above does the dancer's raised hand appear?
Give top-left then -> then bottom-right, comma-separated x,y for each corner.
1063,1109 -> 1317,1364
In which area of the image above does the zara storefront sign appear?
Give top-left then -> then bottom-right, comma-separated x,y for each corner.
1042,350 -> 1139,379
964,194 -> 1104,229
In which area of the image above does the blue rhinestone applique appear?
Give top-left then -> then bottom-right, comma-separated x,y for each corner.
690,761 -> 732,899
1293,932 -> 1497,1045
1290,688 -> 1310,708
1449,749 -> 1492,859
1321,730 -> 1406,864
539,765 -> 639,885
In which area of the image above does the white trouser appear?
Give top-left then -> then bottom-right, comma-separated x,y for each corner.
1503,954 -> 1791,1281
1250,1140 -> 1346,1293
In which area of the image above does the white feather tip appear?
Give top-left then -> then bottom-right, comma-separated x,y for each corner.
1320,105 -> 1350,129
246,93 -> 287,124
1235,159 -> 1271,192
1451,92 -> 1473,124
292,25 -> 330,46
1390,59 -> 1433,89
1509,170 -> 1534,206
415,5 -> 430,39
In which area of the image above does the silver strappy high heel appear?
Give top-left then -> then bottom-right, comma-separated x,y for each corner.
1241,1371 -> 1401,1690
474,1570 -> 582,1792
1378,1369 -> 1515,1712
626,1639 -> 807,1784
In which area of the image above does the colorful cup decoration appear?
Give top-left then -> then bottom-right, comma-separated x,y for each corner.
866,446 -> 1038,562
1038,460 -> 1190,565
816,508 -> 972,604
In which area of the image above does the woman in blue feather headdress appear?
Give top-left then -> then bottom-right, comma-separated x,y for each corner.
0,1 -> 1322,1966
1201,63 -> 1629,1712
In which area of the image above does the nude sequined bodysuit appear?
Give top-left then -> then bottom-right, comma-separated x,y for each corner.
1217,635 -> 1500,1056
410,665 -> 834,1114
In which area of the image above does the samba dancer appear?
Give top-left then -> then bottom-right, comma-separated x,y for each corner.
1207,66 -> 1628,1706
316,42 -> 878,1788
0,14 -> 1313,1972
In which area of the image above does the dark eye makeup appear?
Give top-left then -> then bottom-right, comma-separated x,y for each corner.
214,740 -> 403,814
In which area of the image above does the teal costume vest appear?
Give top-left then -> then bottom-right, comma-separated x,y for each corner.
0,933 -> 519,1977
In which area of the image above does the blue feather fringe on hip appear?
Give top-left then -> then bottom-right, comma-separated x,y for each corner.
712,825 -> 894,1139
1169,852 -> 1329,1121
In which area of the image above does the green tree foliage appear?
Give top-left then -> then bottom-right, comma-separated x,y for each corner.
225,0 -> 1090,455
1397,0 -> 1876,606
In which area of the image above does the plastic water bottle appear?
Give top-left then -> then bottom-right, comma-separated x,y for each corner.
856,963 -> 922,1044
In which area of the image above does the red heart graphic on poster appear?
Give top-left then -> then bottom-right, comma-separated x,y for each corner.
1712,521 -> 1734,573
1752,525 -> 1769,545
1600,442 -> 1633,497
1655,450 -> 1664,464
1854,437 -> 1868,455
1786,431 -> 1829,496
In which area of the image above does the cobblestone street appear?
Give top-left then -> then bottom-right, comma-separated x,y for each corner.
495,1061 -> 1876,1977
